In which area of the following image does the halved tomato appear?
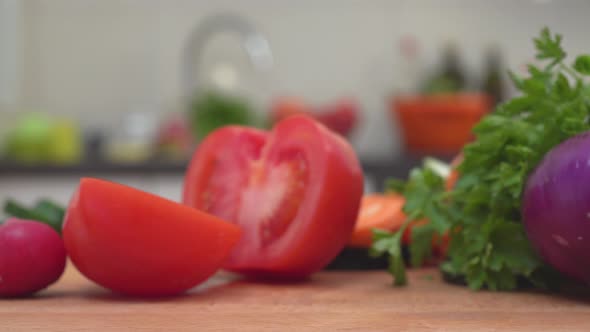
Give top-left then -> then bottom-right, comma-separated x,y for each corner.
63,178 -> 241,296
183,115 -> 364,278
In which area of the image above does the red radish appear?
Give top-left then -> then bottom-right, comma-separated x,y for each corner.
0,218 -> 67,297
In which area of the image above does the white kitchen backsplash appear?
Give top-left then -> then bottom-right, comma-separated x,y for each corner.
11,0 -> 590,161
0,0 -> 21,111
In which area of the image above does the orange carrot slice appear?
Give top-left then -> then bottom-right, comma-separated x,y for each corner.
349,193 -> 406,248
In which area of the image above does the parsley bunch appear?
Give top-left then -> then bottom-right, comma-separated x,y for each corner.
371,28 -> 590,290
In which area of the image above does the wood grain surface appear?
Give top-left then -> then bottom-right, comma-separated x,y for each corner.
1,265 -> 589,331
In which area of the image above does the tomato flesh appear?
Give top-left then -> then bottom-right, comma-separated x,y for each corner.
184,115 -> 364,278
63,178 -> 241,296
240,152 -> 307,247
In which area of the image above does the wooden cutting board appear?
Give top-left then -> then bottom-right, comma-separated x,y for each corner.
1,265 -> 589,331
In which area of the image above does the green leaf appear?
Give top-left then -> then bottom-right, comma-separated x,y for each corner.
497,96 -> 533,116
424,203 -> 450,234
33,199 -> 65,226
384,178 -> 406,194
491,269 -> 518,291
467,267 -> 486,290
377,28 -> 590,292
409,225 -> 434,267
370,228 -> 408,286
389,254 -> 407,286
554,73 -> 572,98
507,70 -> 524,90
489,222 -> 540,274
573,55 -> 590,75
189,91 -> 259,139
369,229 -> 396,256
522,75 -> 547,96
534,27 -> 565,63
3,199 -> 64,234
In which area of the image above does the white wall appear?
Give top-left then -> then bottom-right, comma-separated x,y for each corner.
0,0 -> 22,114
13,0 -> 590,161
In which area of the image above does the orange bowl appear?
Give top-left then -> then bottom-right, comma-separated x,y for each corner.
390,93 -> 492,154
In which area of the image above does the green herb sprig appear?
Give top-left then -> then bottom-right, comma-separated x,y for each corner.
371,28 -> 590,290
3,199 -> 65,234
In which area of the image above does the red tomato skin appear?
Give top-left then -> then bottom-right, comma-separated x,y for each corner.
63,178 -> 241,297
183,115 -> 364,278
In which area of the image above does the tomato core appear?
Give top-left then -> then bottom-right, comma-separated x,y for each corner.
198,144 -> 308,249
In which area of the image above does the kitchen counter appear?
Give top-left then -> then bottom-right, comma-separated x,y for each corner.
0,158 -> 422,180
0,158 -> 425,204
0,157 -> 429,203
3,266 -> 589,331
0,160 -> 188,175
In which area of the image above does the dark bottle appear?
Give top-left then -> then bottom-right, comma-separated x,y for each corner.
482,45 -> 505,106
422,42 -> 466,94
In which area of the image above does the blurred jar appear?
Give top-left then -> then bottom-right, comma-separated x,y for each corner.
104,111 -> 158,163
481,44 -> 506,106
47,118 -> 83,165
154,113 -> 194,161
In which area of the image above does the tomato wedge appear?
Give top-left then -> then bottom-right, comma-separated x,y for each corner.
349,194 -> 406,248
63,178 -> 241,296
183,115 -> 364,278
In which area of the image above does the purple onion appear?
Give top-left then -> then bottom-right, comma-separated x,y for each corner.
523,131 -> 590,284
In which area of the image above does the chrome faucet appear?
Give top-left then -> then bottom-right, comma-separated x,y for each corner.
181,12 -> 274,101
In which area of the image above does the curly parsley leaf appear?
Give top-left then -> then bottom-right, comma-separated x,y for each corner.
372,161 -> 448,285
534,27 -> 565,67
373,27 -> 590,290
370,229 -> 408,286
573,55 -> 590,75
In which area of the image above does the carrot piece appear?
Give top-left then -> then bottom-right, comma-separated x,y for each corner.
402,154 -> 462,258
349,194 -> 406,248
445,153 -> 463,191
350,154 -> 462,251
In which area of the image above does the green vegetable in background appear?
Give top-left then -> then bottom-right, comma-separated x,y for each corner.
188,91 -> 265,140
3,113 -> 53,163
422,77 -> 462,95
2,113 -> 82,164
372,28 -> 590,291
3,199 -> 65,234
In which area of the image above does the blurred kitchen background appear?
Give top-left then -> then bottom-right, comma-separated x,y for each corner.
0,0 -> 588,204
